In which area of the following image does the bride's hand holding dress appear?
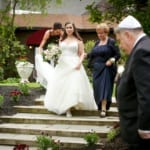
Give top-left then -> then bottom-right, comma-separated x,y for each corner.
75,63 -> 81,70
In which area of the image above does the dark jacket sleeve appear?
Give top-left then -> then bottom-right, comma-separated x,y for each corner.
132,48 -> 150,130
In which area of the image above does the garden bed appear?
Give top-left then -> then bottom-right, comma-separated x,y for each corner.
0,83 -> 128,150
0,83 -> 45,115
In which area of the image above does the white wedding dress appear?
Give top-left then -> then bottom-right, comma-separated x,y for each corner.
44,41 -> 97,115
35,52 -> 54,88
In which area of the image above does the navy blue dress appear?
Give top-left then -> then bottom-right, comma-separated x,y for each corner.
88,38 -> 120,110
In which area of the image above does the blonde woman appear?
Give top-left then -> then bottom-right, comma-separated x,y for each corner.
87,23 -> 120,117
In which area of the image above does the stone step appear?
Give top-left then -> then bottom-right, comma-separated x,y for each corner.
0,123 -> 113,138
0,95 -> 119,149
0,133 -> 103,149
0,113 -> 119,126
35,100 -> 118,108
35,96 -> 118,107
13,105 -> 118,117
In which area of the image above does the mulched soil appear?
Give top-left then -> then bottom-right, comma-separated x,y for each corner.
102,135 -> 129,150
0,85 -> 129,150
0,85 -> 45,115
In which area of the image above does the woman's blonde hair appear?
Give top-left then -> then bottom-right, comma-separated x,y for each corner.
96,23 -> 109,33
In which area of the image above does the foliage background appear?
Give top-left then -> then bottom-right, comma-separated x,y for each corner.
0,0 -> 60,80
1,0 -> 149,79
86,0 -> 150,64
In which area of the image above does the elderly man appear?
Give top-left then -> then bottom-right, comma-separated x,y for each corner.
115,15 -> 150,150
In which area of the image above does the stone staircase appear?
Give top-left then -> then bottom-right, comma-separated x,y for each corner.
0,96 -> 119,149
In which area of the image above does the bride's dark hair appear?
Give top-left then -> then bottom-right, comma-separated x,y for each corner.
60,22 -> 83,41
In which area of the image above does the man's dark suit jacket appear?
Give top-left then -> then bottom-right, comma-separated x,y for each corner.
117,35 -> 150,145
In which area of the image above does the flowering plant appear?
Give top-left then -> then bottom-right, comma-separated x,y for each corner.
10,90 -> 22,102
43,43 -> 61,65
13,144 -> 29,150
0,94 -> 4,108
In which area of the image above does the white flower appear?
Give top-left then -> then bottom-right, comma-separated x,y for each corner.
118,65 -> 125,74
43,44 -> 61,62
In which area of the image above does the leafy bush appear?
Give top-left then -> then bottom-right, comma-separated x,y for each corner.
18,83 -> 30,95
0,24 -> 28,79
10,89 -> 22,102
83,40 -> 95,83
0,78 -> 20,84
36,132 -> 60,150
0,67 -> 4,81
0,94 -> 4,108
84,131 -> 99,146
36,134 -> 52,150
84,40 -> 95,53
107,127 -> 120,142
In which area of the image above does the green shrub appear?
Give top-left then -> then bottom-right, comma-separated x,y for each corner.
0,67 -> 4,81
0,78 -> 20,84
36,132 -> 60,150
10,90 -> 22,102
83,40 -> 95,82
18,83 -> 29,95
84,40 -> 95,53
107,127 -> 120,142
0,95 -> 4,108
36,134 -> 52,150
84,131 -> 99,146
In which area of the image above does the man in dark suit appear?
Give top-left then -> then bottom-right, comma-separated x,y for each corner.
115,15 -> 150,150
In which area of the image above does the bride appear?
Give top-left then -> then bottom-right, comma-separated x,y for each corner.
44,22 -> 97,117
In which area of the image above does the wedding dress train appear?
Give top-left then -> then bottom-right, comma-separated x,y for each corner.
44,41 -> 97,115
35,53 -> 54,88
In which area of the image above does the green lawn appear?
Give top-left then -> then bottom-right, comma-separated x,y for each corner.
0,80 -> 116,96
0,82 -> 41,89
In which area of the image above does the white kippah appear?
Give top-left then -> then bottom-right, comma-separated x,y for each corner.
118,15 -> 142,29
